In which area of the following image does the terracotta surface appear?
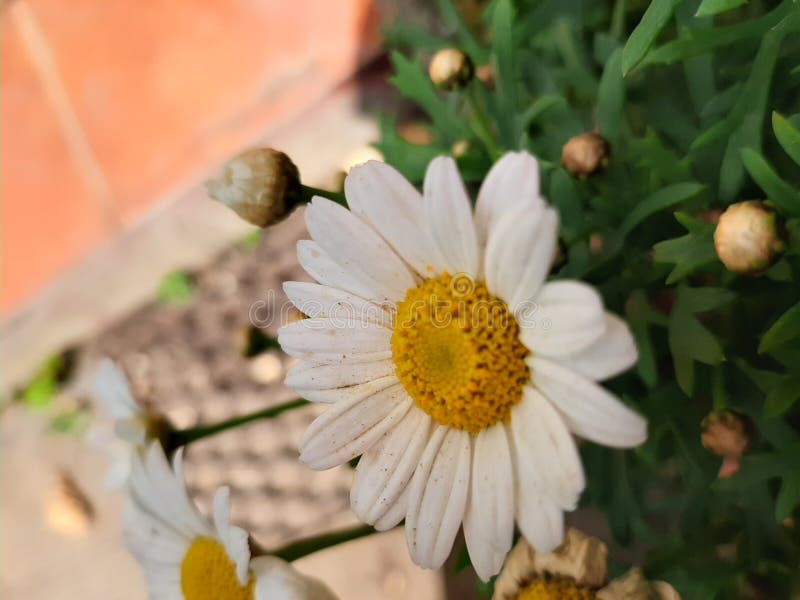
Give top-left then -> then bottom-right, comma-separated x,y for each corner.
1,0 -> 379,314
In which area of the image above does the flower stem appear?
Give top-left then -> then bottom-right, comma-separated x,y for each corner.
301,184 -> 347,206
167,398 -> 310,449
466,91 -> 500,160
270,524 -> 378,562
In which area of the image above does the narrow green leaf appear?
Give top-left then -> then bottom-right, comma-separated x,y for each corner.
518,95 -> 563,131
741,148 -> 800,217
765,375 -> 800,417
652,213 -> 717,284
389,52 -> 467,141
622,0 -> 681,75
773,112 -> 800,166
678,286 -> 736,313
760,301 -> 800,354
491,0 -> 517,147
597,47 -> 625,141
436,0 -> 488,63
776,472 -> 800,521
620,182 -> 705,237
695,0 -> 748,18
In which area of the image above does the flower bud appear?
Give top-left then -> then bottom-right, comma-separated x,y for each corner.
206,148 -> 301,228
713,200 -> 784,274
562,132 -> 610,177
476,64 -> 495,89
701,411 -> 750,460
428,48 -> 474,90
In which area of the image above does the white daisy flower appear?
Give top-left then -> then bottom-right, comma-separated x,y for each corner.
125,442 -> 338,600
91,359 -> 165,487
279,151 -> 647,581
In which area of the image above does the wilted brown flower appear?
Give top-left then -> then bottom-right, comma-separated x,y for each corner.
494,529 -> 680,600
701,411 -> 750,460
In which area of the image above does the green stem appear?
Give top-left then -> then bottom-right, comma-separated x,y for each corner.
301,184 -> 346,206
467,91 -> 500,160
167,398 -> 310,449
611,0 -> 626,40
270,524 -> 378,562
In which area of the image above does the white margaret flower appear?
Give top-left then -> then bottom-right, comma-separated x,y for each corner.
91,359 -> 155,487
279,151 -> 647,581
125,442 -> 337,600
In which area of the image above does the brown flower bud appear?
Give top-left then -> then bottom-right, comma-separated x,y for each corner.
561,132 -> 610,177
451,139 -> 470,158
701,411 -> 750,460
205,148 -> 301,228
476,63 -> 495,89
713,201 -> 784,274
428,48 -> 474,90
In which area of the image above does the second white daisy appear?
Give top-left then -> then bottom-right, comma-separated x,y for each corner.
279,151 -> 647,580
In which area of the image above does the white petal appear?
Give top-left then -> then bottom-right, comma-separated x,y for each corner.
374,485 -> 410,532
93,359 -> 140,419
508,429 -> 564,554
278,318 -> 392,364
212,487 -> 250,585
405,427 -> 471,569
345,160 -> 442,276
463,424 -> 514,581
530,357 -> 647,448
283,282 -> 392,328
510,387 -> 585,510
556,313 -> 639,381
299,385 -> 411,469
285,360 -> 396,391
351,408 -> 431,525
297,240 -> 377,301
518,280 -> 606,358
423,156 -> 480,278
114,417 -> 148,445
252,556 -> 338,600
475,151 -> 543,248
305,197 -> 416,303
293,374 -> 398,404
483,203 -> 558,309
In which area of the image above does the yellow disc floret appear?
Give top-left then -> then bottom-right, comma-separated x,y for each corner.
391,273 -> 529,433
518,578 -> 596,600
181,537 -> 254,600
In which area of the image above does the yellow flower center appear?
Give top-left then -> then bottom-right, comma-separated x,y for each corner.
518,578 -> 596,600
180,537 -> 254,600
391,273 -> 529,433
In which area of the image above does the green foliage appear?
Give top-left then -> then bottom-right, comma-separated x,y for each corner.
381,0 -> 800,596
156,271 -> 193,305
21,355 -> 65,409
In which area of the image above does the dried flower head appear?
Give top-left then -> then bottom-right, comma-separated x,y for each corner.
206,148 -> 301,228
494,529 -> 680,600
561,132 -> 610,178
429,48 -> 474,90
713,201 -> 784,274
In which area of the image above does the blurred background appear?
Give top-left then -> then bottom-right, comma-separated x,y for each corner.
0,0 -> 461,597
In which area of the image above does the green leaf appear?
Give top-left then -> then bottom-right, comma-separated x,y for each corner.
620,182 -> 705,237
765,375 -> 800,417
773,112 -> 800,166
518,95 -> 564,131
678,286 -> 736,313
548,169 -> 583,239
695,0 -> 748,18
597,47 -> 624,141
652,212 -> 717,284
157,272 -> 193,305
622,0 -> 681,75
760,301 -> 800,354
741,148 -> 800,217
22,355 -> 64,409
437,0 -> 488,63
491,0 -> 517,147
389,52 -> 467,141
775,472 -> 800,521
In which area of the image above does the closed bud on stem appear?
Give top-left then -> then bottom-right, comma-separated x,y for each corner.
713,200 -> 784,274
429,48 -> 474,90
206,148 -> 301,228
561,132 -> 610,177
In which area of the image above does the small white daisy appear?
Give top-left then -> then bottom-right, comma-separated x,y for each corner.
125,442 -> 338,600
91,359 -> 163,487
279,151 -> 647,580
